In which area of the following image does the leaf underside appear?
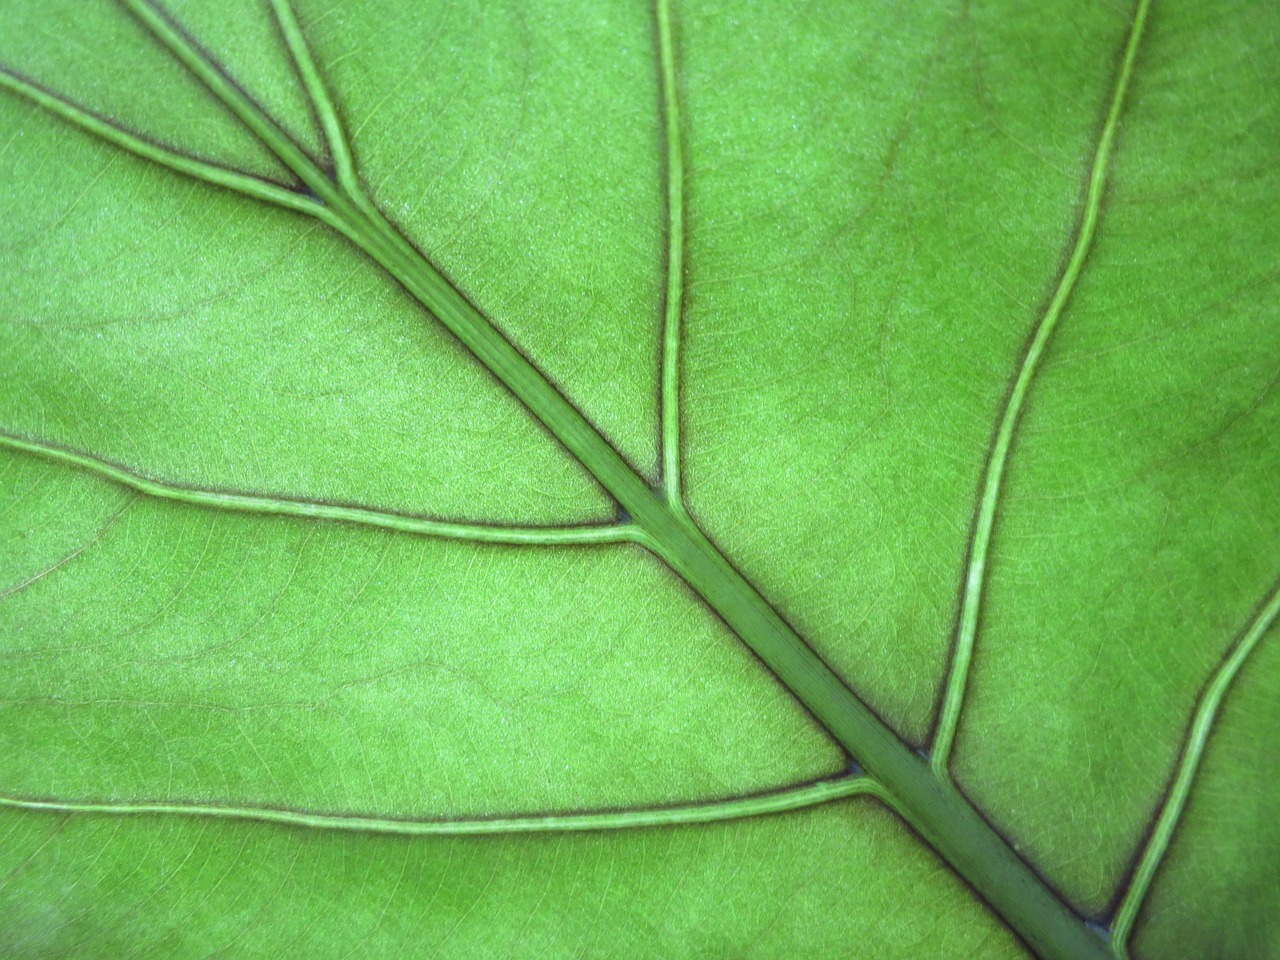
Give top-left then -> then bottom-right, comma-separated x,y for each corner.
1,1 -> 1278,958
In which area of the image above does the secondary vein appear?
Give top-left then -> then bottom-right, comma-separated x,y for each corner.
655,0 -> 687,507
1109,576 -> 1280,957
267,0 -> 361,199
119,0 -> 335,200
0,775 -> 879,836
0,432 -> 634,547
931,0 -> 1152,775
0,68 -> 320,218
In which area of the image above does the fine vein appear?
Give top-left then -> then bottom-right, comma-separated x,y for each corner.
0,775 -> 879,836
0,68 -> 320,218
931,0 -> 1152,775
1109,577 -> 1280,957
0,496 -> 135,600
655,0 -> 687,507
0,432 -> 634,547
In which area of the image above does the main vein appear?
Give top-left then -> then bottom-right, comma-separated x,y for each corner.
655,0 -> 687,508
0,432 -> 632,547
0,775 -> 879,836
931,0 -> 1153,776
0,5 -> 1127,958
1109,577 -> 1280,957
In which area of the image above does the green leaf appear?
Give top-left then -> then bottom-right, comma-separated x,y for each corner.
1,0 -> 1277,957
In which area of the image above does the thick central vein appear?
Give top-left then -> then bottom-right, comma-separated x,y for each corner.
0,4 -> 1134,958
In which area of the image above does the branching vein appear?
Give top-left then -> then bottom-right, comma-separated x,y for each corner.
0,774 -> 882,836
0,432 -> 634,547
1109,576 -> 1280,957
0,496 -> 135,599
931,0 -> 1152,775
266,0 -> 361,198
119,0 -> 334,199
0,68 -> 320,218
0,3 -> 1185,956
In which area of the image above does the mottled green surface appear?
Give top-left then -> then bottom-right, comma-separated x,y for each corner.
1,0 -> 1277,957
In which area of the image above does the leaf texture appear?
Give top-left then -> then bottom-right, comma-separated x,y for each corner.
1,0 -> 1278,957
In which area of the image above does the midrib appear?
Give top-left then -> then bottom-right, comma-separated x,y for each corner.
318,186 -> 1115,960
0,2 -> 1144,958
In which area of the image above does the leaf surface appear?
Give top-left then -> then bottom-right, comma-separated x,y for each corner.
1,0 -> 1277,957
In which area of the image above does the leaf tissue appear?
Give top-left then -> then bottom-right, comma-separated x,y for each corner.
0,1 -> 1277,958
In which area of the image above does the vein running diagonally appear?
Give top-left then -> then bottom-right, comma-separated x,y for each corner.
0,433 -> 636,547
654,0 -> 687,508
120,0 -> 335,199
267,0 -> 362,202
0,775 -> 880,836
1109,577 -> 1280,958
115,0 -> 660,526
0,495 -> 135,600
930,0 -> 1152,776
0,5 -> 1130,957
0,69 -> 320,218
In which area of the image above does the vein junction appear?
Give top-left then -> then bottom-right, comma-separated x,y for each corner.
0,432 -> 635,547
0,0 -> 876,849
0,2 -> 1274,959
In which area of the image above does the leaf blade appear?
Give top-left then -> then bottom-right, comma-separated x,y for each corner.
0,0 -> 1274,957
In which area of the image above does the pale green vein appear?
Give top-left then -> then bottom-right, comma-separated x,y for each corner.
0,775 -> 881,836
0,68 -> 320,218
120,0 -> 334,199
931,0 -> 1151,775
267,0 -> 361,199
0,432 -> 634,547
655,0 -> 686,507
1110,576 -> 1280,957
0,8 -> 1125,957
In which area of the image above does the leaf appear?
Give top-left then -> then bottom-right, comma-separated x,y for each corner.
0,0 -> 1277,957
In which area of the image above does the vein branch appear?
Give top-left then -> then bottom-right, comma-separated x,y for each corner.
0,68 -> 321,218
119,0 -> 334,200
0,496 -> 136,600
0,6 -> 1128,956
0,774 -> 879,836
931,0 -> 1152,776
0,432 -> 634,547
655,0 -> 687,508
266,0 -> 361,198
1109,576 -> 1280,957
